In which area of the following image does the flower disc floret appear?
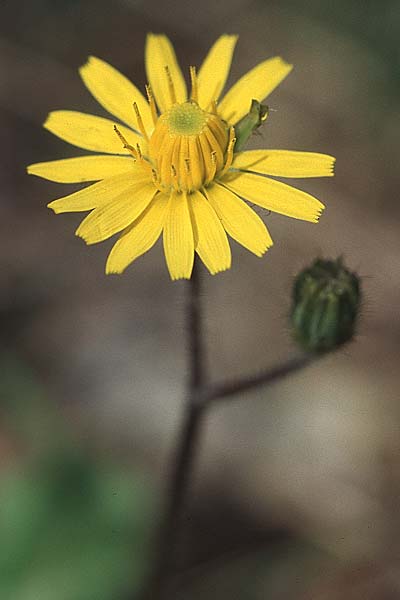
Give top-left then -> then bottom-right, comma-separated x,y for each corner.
149,101 -> 229,193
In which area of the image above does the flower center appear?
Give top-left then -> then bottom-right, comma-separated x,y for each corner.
166,101 -> 207,136
149,101 -> 232,193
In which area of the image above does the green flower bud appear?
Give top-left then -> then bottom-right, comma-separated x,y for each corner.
234,99 -> 269,152
291,258 -> 361,353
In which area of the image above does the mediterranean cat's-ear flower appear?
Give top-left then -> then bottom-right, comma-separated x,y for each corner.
28,34 -> 335,280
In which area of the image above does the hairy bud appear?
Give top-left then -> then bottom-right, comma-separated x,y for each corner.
291,258 -> 361,353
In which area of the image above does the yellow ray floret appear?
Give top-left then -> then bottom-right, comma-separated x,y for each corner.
44,111 -> 145,155
218,57 -> 293,124
28,155 -> 134,183
106,194 -> 169,274
145,34 -> 187,113
189,190 -> 231,275
222,171 -> 324,222
205,183 -> 273,257
76,180 -> 157,244
232,150 -> 335,178
197,34 -> 238,111
163,191 -> 194,280
47,172 -> 149,213
79,56 -> 154,134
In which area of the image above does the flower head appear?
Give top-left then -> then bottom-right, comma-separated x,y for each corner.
28,34 -> 335,280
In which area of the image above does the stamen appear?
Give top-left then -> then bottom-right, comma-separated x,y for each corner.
133,141 -> 154,174
189,66 -> 198,103
206,150 -> 217,184
133,102 -> 149,141
211,100 -> 218,115
219,127 -> 236,177
146,84 -> 158,127
151,168 -> 164,193
113,125 -> 138,160
170,164 -> 180,191
164,65 -> 177,105
184,158 -> 193,192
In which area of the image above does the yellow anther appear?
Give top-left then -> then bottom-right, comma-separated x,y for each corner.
219,127 -> 236,178
146,84 -> 158,127
189,66 -> 198,103
133,142 -> 154,174
184,158 -> 193,192
113,125 -> 138,159
133,102 -> 149,141
151,168 -> 164,193
170,164 -> 180,191
164,65 -> 177,105
211,100 -> 218,115
209,150 -> 217,181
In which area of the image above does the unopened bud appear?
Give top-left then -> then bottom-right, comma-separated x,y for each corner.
291,258 -> 361,353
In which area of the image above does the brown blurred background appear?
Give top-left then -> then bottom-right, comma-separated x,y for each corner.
1,0 -> 400,598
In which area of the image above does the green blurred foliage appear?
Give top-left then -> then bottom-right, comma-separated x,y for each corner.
0,354 -> 153,600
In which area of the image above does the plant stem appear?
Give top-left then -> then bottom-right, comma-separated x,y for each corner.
144,258 -> 206,599
202,353 -> 314,404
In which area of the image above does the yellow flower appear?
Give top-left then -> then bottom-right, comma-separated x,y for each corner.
28,34 -> 335,280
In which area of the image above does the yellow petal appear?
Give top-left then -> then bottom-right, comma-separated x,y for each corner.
189,190 -> 231,275
222,172 -> 324,222
218,57 -> 293,124
206,183 -> 272,256
44,111 -> 145,154
145,33 -> 187,113
233,150 -> 335,178
76,180 -> 157,244
48,171 -> 149,214
106,193 -> 168,274
197,35 -> 238,111
28,155 -> 134,183
163,191 -> 194,280
79,56 -> 153,135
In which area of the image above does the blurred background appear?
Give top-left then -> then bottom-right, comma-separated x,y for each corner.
1,0 -> 400,598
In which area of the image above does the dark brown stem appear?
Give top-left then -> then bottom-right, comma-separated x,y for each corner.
140,263 -> 318,600
201,354 -> 315,405
142,258 -> 206,599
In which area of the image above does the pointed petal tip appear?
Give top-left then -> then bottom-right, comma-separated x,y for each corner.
170,273 -> 191,281
105,265 -> 122,276
254,239 -> 274,258
75,226 -> 90,244
43,113 -> 52,130
105,254 -> 128,275
276,56 -> 294,71
313,206 -> 325,223
79,57 -> 89,71
209,264 -> 231,276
